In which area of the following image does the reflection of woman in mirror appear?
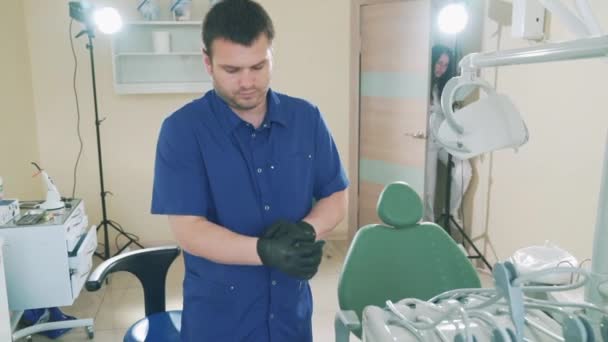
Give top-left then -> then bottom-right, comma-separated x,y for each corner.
424,44 -> 472,223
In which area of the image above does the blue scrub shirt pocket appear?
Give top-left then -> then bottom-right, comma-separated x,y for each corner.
183,270 -> 240,338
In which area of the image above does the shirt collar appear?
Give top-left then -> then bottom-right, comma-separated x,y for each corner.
211,89 -> 286,134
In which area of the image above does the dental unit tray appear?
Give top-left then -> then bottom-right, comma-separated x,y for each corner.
362,262 -> 608,342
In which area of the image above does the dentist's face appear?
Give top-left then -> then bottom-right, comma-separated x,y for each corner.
204,34 -> 273,112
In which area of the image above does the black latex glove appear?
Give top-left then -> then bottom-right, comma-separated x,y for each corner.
263,220 -> 316,242
257,221 -> 325,279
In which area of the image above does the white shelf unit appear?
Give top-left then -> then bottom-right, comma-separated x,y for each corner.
111,21 -> 212,94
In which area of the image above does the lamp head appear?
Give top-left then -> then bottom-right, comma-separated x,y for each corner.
69,1 -> 122,36
69,1 -> 94,27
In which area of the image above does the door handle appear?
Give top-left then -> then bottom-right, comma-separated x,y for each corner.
404,131 -> 427,140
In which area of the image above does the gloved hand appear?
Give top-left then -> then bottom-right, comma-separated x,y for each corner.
257,220 -> 325,279
263,220 -> 316,242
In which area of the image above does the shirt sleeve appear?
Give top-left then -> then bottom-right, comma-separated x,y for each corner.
151,115 -> 210,217
312,108 -> 350,200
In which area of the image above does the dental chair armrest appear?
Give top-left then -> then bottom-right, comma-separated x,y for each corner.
86,246 -> 179,291
86,245 -> 181,316
335,310 -> 360,342
336,310 -> 360,329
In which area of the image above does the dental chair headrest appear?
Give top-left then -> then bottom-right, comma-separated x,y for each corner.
377,182 -> 423,228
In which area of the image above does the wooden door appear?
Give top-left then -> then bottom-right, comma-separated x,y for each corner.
358,0 -> 431,227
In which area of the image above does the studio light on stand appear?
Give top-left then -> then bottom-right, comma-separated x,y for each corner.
431,1 -> 494,269
69,1 -> 143,260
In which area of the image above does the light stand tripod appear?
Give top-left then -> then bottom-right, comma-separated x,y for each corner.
437,153 -> 492,270
75,27 -> 144,260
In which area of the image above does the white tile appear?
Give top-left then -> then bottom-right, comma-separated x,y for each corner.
313,310 -> 361,342
312,244 -> 346,341
61,287 -> 106,319
166,255 -> 185,288
312,310 -> 335,342
166,285 -> 183,312
30,328 -> 126,341
94,288 -> 145,330
311,271 -> 340,314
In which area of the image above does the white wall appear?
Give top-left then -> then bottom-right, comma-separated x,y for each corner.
22,0 -> 351,250
0,1 -> 42,200
468,0 -> 608,262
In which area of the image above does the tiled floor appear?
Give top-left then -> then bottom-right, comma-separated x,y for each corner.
24,241 -> 492,341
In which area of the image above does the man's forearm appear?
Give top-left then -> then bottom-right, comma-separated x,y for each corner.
303,189 -> 348,239
169,216 -> 262,266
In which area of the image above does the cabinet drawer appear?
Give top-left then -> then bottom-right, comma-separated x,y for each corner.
69,225 -> 97,269
66,215 -> 88,252
69,226 -> 96,298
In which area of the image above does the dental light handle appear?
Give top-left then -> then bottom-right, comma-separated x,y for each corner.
586,131 -> 608,309
39,170 -> 65,211
441,76 -> 497,135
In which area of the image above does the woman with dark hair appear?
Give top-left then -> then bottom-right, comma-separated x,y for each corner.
431,44 -> 453,108
424,44 -> 472,223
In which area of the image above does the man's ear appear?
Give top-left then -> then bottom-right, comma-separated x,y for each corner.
203,48 -> 213,75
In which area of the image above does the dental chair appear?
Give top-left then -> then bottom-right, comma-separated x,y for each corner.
86,246 -> 181,342
335,182 -> 481,342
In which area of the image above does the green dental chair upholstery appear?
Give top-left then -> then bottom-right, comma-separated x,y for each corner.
335,182 -> 481,341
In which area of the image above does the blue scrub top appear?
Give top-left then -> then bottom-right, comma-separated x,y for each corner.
151,89 -> 349,341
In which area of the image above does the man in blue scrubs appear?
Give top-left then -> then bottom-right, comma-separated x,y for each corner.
151,0 -> 349,340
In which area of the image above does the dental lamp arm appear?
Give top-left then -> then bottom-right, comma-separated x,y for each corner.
439,36 -> 608,139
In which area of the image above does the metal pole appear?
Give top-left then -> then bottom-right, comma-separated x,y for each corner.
443,154 -> 453,235
87,34 -> 111,260
461,35 -> 608,71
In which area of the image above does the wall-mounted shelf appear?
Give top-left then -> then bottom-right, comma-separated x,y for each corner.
111,21 -> 211,94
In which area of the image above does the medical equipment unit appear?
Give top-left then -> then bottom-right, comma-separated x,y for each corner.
31,163 -> 65,211
0,200 -> 19,226
0,199 -> 96,340
0,238 -> 12,341
354,0 -> 608,341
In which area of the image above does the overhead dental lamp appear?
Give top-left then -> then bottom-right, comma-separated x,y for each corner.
437,2 -> 468,34
431,0 -> 606,160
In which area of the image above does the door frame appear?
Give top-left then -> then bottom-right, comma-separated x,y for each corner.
348,0 -> 430,241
